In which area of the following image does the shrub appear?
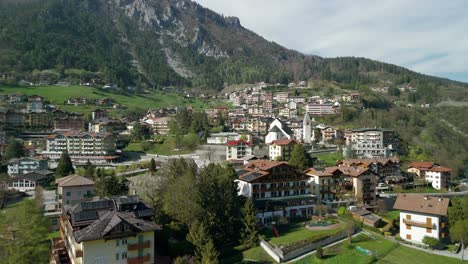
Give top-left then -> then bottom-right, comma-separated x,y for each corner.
395,235 -> 403,241
316,245 -> 323,259
384,232 -> 392,237
422,236 -> 439,249
337,206 -> 347,216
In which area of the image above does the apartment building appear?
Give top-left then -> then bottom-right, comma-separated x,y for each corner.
345,128 -> 399,158
275,92 -> 289,103
305,103 -> 338,116
7,157 -> 49,175
142,116 -> 171,135
268,139 -> 298,161
226,140 -> 253,160
394,194 -> 449,244
56,196 -> 160,264
54,116 -> 86,131
43,131 -> 117,165
306,165 -> 378,208
236,160 -> 316,224
56,175 -> 95,208
207,132 -> 243,144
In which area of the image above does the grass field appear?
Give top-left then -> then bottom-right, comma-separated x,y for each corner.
222,233 -> 464,264
124,142 -> 192,156
0,85 -> 224,115
261,221 -> 345,247
382,210 -> 400,221
315,152 -> 343,166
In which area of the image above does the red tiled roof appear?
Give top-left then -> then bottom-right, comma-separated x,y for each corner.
408,161 -> 435,169
429,167 -> 452,172
226,140 -> 252,146
306,165 -> 370,177
269,139 -> 298,146
245,160 -> 288,171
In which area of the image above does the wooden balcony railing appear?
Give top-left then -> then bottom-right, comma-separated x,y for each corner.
128,240 -> 151,251
403,218 -> 434,229
127,254 -> 150,264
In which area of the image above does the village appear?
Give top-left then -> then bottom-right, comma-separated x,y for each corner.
0,81 -> 467,264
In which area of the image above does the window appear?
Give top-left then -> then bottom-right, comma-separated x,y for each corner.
116,240 -> 120,246
116,253 -> 119,260
138,249 -> 144,257
406,234 -> 411,240
138,235 -> 144,243
121,252 -> 127,259
66,192 -> 71,197
406,224 -> 411,230
122,239 -> 127,245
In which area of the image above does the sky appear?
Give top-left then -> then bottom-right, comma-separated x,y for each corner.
195,0 -> 468,83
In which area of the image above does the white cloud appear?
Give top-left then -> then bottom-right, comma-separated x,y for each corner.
195,0 -> 468,82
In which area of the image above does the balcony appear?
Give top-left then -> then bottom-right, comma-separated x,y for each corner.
127,254 -> 150,264
128,241 -> 150,251
403,218 -> 434,229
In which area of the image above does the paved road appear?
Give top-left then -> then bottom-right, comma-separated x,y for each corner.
380,190 -> 468,198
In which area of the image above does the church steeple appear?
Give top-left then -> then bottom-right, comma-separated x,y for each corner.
303,113 -> 311,144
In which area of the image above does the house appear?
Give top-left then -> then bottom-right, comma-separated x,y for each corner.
236,160 -> 316,224
425,167 -> 451,190
142,116 -> 171,135
7,157 -> 49,176
265,118 -> 294,144
350,208 -> 382,227
393,194 -> 450,244
56,175 -> 95,208
319,126 -> 344,142
407,161 -> 438,178
56,196 -> 160,264
89,118 -> 126,133
54,115 -> 86,131
42,131 -> 118,165
268,139 -> 298,161
226,140 -> 253,160
407,161 -> 451,189
275,92 -> 289,103
337,157 -> 401,180
305,165 -> 378,208
91,109 -> 108,120
7,171 -> 53,192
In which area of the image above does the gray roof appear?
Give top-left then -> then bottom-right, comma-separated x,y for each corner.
74,210 -> 160,243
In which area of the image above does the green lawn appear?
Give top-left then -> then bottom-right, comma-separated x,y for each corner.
315,152 -> 343,166
47,230 -> 61,240
377,244 -> 463,264
382,210 -> 400,221
262,221 -> 345,247
0,85 -> 224,115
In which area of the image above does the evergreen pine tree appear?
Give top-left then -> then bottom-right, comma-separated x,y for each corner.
149,158 -> 157,174
187,221 -> 210,261
55,151 -> 74,178
240,198 -> 259,248
3,139 -> 24,160
84,159 -> 95,177
200,240 -> 219,264
288,144 -> 310,170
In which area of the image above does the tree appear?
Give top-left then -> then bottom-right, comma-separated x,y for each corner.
240,198 -> 259,248
84,160 -> 95,177
0,199 -> 50,263
316,245 -> 323,259
422,236 -> 439,249
0,173 -> 9,209
448,196 -> 468,226
149,158 -> 157,174
200,240 -> 219,264
55,151 -> 74,178
186,221 -> 218,263
346,221 -> 355,245
131,122 -> 150,141
3,140 -> 24,161
316,205 -> 328,216
96,173 -> 127,197
289,144 -> 310,170
450,220 -> 468,261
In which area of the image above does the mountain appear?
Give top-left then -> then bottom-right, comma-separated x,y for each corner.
0,0 -> 466,93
